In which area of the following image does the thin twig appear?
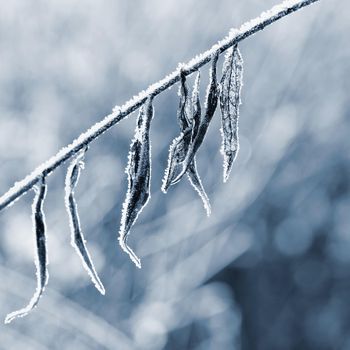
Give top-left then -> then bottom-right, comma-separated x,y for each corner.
0,0 -> 320,211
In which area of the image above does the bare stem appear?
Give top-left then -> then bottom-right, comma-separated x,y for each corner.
0,0 -> 320,211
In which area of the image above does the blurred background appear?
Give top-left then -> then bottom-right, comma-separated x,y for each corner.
0,0 -> 348,349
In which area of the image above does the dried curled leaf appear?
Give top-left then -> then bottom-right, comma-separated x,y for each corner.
173,53 -> 220,184
219,44 -> 243,182
119,97 -> 154,268
161,128 -> 192,192
190,71 -> 201,142
187,160 -> 211,216
162,70 -> 211,215
65,148 -> 105,295
5,176 -> 48,323
162,70 -> 191,192
187,71 -> 211,216
177,69 -> 191,131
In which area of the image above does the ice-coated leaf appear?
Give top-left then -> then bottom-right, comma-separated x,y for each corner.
162,69 -> 192,193
173,53 -> 220,184
187,71 -> 211,215
177,69 -> 191,131
5,176 -> 48,324
65,148 -> 105,295
119,97 -> 154,268
187,160 -> 211,216
162,69 -> 211,215
161,127 -> 192,192
191,71 -> 201,142
219,44 -> 243,182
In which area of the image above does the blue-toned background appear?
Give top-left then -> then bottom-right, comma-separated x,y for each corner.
0,1 -> 348,349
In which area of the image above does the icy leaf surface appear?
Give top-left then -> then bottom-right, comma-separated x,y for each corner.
162,70 -> 211,215
65,149 -> 105,295
219,44 -> 243,182
5,176 -> 48,323
119,98 -> 154,268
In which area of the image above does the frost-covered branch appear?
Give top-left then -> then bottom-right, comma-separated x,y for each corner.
0,0 -> 320,211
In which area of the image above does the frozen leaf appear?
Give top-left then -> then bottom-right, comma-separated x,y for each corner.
177,69 -> 191,130
162,69 -> 192,193
162,70 -> 211,215
119,97 -> 154,268
191,71 -> 201,142
162,128 -> 192,192
5,176 -> 48,323
219,44 -> 243,182
65,148 -> 105,295
187,160 -> 211,216
173,53 -> 220,184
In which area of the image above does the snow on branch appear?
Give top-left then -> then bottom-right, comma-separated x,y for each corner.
0,0 -> 320,211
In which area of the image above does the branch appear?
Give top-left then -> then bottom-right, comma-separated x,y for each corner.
0,0 -> 320,211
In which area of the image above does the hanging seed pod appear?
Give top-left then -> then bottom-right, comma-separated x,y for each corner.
219,44 -> 243,182
119,97 -> 154,268
65,148 -> 105,295
5,176 -> 48,324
